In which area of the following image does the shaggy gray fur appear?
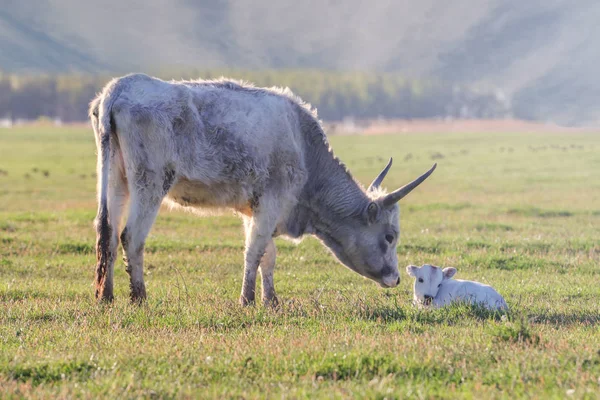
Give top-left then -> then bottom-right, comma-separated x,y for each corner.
89,73 -> 436,305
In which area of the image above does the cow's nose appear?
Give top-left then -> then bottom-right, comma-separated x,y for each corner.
381,273 -> 400,288
424,295 -> 433,300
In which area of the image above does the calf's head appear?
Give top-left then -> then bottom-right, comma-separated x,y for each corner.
318,160 -> 436,289
406,264 -> 457,305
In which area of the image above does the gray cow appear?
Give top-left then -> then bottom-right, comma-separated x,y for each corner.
89,73 -> 436,305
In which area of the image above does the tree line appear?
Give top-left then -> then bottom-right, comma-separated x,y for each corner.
0,69 -> 511,123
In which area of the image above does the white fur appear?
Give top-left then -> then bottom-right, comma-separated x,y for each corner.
406,264 -> 508,310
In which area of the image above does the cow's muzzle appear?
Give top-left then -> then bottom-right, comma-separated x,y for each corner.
379,274 -> 400,288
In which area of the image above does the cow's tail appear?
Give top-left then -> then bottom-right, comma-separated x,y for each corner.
91,85 -> 121,301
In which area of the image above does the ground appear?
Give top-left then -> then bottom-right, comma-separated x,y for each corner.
0,125 -> 599,399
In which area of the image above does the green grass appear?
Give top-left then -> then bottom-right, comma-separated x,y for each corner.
0,126 -> 599,398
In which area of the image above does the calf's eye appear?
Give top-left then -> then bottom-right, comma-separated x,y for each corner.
418,278 -> 424,283
385,234 -> 394,244
438,284 -> 441,287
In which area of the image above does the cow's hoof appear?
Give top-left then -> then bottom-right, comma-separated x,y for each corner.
129,284 -> 147,305
95,287 -> 114,303
262,295 -> 280,309
130,296 -> 147,306
239,295 -> 255,307
96,295 -> 114,303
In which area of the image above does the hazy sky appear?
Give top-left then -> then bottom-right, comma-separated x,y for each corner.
2,0 -> 600,124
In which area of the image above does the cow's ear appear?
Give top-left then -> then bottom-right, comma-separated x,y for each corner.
406,265 -> 419,277
443,267 -> 457,280
365,202 -> 379,223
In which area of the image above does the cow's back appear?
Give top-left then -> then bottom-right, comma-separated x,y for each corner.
106,74 -> 308,212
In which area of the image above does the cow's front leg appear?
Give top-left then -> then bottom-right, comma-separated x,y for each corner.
240,212 -> 276,306
259,239 -> 278,307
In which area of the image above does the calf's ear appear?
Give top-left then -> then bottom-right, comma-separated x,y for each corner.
442,267 -> 457,279
406,265 -> 418,277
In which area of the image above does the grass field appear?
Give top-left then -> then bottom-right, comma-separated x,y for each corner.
1,125 -> 599,398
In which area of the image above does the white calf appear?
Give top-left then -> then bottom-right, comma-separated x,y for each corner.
406,264 -> 508,310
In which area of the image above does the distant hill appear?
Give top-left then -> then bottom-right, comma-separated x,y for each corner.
1,0 -> 600,125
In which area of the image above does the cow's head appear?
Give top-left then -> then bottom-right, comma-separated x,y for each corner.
317,160 -> 436,288
406,264 -> 457,305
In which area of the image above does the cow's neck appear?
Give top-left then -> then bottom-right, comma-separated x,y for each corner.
284,141 -> 369,238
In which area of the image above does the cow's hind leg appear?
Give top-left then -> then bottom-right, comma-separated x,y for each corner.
121,169 -> 170,303
95,151 -> 128,302
259,239 -> 278,307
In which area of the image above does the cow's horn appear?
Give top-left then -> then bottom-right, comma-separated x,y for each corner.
383,163 -> 437,207
368,158 -> 393,192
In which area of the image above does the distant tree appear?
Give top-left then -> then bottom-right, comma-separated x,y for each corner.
0,77 -> 11,119
0,69 -> 511,123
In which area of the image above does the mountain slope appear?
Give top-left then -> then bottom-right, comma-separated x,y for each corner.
1,0 -> 599,125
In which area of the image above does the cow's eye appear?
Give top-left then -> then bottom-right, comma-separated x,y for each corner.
438,284 -> 441,288
418,278 -> 424,283
385,234 -> 394,244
